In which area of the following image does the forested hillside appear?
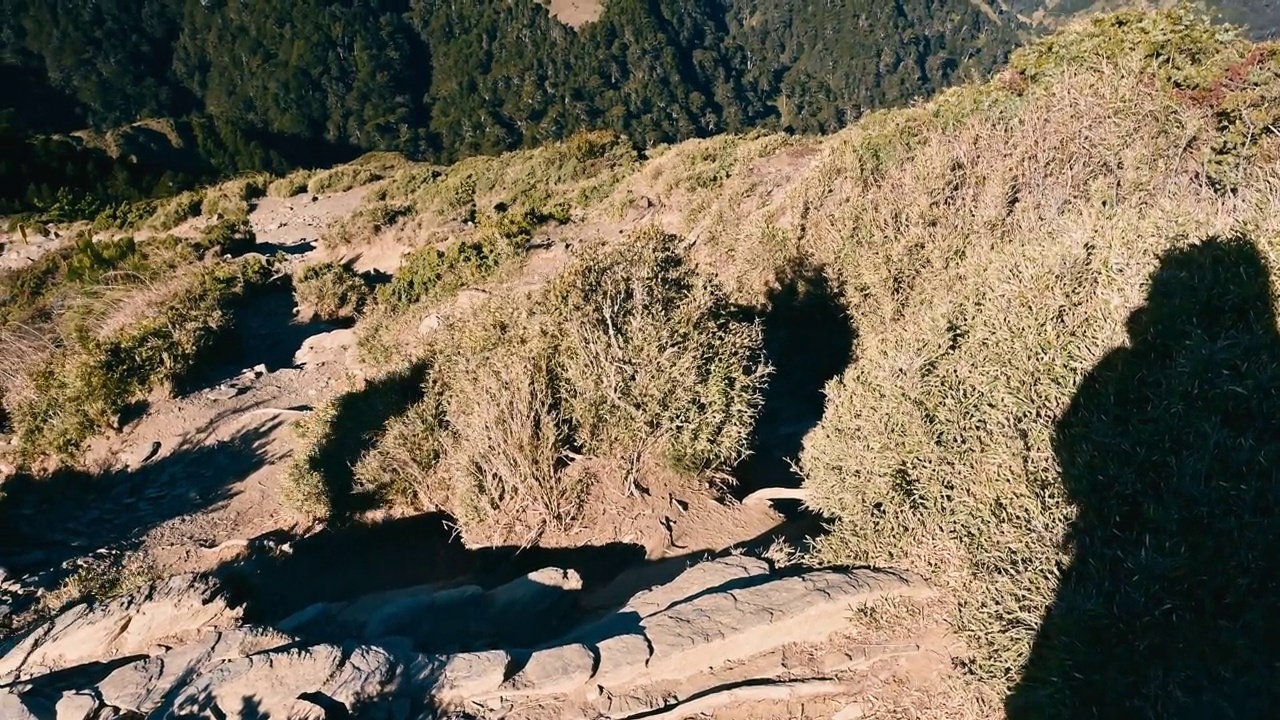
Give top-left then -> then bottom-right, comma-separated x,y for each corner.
0,0 -> 1015,218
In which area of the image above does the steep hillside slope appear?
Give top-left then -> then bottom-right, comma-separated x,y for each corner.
2,8 -> 1278,718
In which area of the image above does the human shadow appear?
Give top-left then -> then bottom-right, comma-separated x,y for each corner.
290,362 -> 432,523
0,418 -> 279,614
1007,236 -> 1280,719
735,257 -> 855,496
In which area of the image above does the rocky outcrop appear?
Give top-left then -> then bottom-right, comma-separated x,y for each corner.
0,574 -> 236,684
0,558 -> 929,719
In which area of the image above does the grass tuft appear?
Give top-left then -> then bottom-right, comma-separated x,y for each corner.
10,257 -> 274,461
343,230 -> 767,544
293,262 -> 370,321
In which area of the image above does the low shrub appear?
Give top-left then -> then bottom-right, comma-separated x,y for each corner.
0,233 -> 155,325
91,200 -> 157,232
194,218 -> 256,258
321,202 -> 411,246
307,154 -> 408,196
200,174 -> 270,219
547,228 -> 770,473
375,235 -> 513,311
283,362 -> 431,519
146,190 -> 205,231
268,169 -> 316,198
350,230 -> 768,544
11,256 -> 274,461
293,262 -> 370,321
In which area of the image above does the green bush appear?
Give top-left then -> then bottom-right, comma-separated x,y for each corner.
12,257 -> 274,461
376,235 -> 513,311
195,218 -> 256,257
91,201 -> 157,232
146,190 -> 205,231
0,233 -> 157,325
293,262 -> 370,321
547,228 -> 770,472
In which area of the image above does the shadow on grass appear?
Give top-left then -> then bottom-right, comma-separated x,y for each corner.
177,283 -> 340,394
735,256 -> 855,496
1008,236 -> 1280,718
300,362 -> 431,523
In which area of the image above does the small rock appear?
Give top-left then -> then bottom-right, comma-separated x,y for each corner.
207,385 -> 242,401
833,703 -> 866,720
497,644 -> 594,696
54,691 -> 98,720
418,314 -> 442,335
427,650 -> 510,702
293,328 -> 357,368
310,195 -> 319,203
122,441 -> 162,468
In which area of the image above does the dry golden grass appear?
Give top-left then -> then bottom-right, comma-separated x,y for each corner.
200,173 -> 272,219
307,152 -> 409,195
268,168 -> 317,198
8,256 -> 274,461
719,9 -> 1280,714
319,231 -> 770,545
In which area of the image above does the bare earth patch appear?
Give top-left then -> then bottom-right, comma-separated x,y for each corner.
546,0 -> 603,27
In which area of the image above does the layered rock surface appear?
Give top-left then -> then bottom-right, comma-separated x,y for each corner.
0,557 -> 928,719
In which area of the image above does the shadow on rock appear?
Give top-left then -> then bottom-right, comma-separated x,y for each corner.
216,512 -> 648,651
736,257 -> 855,496
215,509 -> 845,657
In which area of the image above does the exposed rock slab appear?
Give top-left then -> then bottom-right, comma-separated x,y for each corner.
97,627 -> 293,715
0,574 -> 236,683
0,557 -> 929,717
0,690 -> 37,720
170,643 -> 408,720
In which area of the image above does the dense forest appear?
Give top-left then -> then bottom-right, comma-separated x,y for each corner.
0,0 -> 1019,218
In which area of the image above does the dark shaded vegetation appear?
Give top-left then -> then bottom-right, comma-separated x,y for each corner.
1008,236 -> 1280,718
0,0 -> 1018,219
